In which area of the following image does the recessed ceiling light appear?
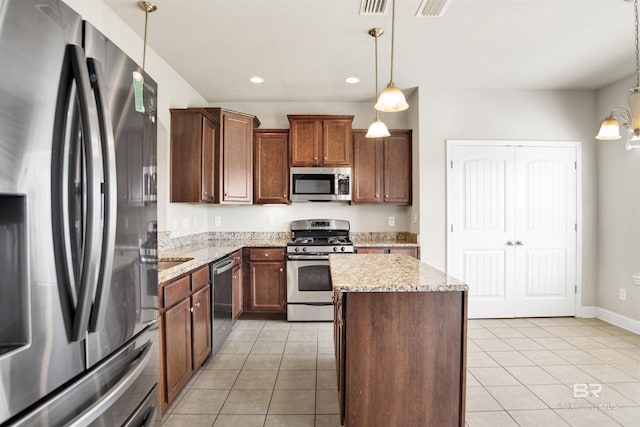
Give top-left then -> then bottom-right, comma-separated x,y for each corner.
345,77 -> 360,84
249,76 -> 264,84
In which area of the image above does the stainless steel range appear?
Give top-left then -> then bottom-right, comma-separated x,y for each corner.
286,219 -> 354,321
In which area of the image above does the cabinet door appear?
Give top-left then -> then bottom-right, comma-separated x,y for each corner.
171,111 -> 209,203
249,261 -> 286,311
222,113 -> 253,203
290,119 -> 321,166
388,247 -> 418,258
322,119 -> 352,166
254,130 -> 289,204
164,298 -> 193,403
191,285 -> 211,369
201,116 -> 216,202
352,132 -> 382,204
383,131 -> 412,204
232,264 -> 242,320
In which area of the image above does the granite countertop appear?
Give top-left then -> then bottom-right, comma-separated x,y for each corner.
353,240 -> 419,247
158,238 -> 289,283
329,254 -> 467,292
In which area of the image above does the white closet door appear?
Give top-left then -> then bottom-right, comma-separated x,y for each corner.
514,147 -> 577,317
448,146 -> 516,318
447,142 -> 577,319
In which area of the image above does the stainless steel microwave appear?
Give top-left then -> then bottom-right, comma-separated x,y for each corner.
290,167 -> 351,202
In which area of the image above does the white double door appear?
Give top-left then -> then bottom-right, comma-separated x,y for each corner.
447,142 -> 578,318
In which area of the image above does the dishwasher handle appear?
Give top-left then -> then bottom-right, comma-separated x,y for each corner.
211,258 -> 236,275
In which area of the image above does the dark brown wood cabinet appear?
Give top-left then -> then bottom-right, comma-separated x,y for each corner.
232,250 -> 243,320
334,290 -> 467,426
354,246 -> 419,258
288,115 -> 353,166
159,265 -> 212,411
170,108 -> 259,204
254,129 -> 289,204
244,248 -> 286,313
352,129 -> 412,205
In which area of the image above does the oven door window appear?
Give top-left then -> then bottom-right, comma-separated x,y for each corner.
292,174 -> 334,195
297,265 -> 332,292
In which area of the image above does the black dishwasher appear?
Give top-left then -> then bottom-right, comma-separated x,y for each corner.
210,255 -> 236,354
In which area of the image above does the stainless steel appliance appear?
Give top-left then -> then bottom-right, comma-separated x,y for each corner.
289,167 -> 352,202
0,0 -> 159,425
210,255 -> 236,354
286,219 -> 354,321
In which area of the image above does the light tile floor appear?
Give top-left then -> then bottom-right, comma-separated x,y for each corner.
162,317 -> 640,427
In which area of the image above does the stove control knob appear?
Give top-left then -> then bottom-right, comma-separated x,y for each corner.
333,247 -> 338,252
295,247 -> 299,252
341,247 -> 346,252
302,247 -> 307,252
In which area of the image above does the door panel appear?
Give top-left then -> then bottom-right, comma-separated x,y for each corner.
514,147 -> 576,316
448,146 -> 515,318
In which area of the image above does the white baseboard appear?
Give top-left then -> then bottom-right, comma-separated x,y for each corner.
595,307 -> 640,335
576,306 -> 597,318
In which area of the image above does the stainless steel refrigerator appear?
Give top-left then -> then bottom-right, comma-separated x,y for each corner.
0,0 -> 160,425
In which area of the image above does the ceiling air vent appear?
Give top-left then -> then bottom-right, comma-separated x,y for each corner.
416,0 -> 452,17
360,0 -> 388,15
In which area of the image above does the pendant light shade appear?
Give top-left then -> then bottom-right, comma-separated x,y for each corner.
375,82 -> 409,112
595,115 -> 622,140
366,117 -> 390,138
375,0 -> 409,113
366,27 -> 390,139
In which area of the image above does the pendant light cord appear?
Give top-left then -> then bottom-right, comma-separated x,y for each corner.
375,32 -> 381,119
390,0 -> 396,83
635,0 -> 639,88
143,8 -> 149,70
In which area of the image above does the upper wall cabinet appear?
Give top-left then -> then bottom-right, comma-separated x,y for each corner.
170,108 -> 259,204
352,129 -> 412,205
254,129 -> 289,204
288,115 -> 353,167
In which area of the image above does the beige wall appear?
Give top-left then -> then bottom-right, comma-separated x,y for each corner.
596,75 -> 640,324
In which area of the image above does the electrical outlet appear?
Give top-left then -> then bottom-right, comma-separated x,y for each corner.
619,288 -> 627,301
214,216 -> 222,227
388,216 -> 395,226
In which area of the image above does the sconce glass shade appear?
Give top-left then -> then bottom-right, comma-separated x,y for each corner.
366,117 -> 391,138
595,116 -> 622,140
375,82 -> 409,112
629,89 -> 640,136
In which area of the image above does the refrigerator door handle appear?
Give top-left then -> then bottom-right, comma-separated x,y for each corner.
86,57 -> 117,333
51,44 -> 103,342
66,340 -> 153,427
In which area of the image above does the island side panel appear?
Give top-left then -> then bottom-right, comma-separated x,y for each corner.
344,291 -> 467,427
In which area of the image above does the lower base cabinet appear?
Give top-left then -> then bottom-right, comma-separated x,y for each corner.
243,248 -> 286,313
334,291 -> 467,426
159,266 -> 212,412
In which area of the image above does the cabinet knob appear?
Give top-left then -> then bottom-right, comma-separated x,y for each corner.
375,194 -> 379,198
265,253 -> 269,257
204,191 -> 208,195
196,302 -> 200,307
224,192 -> 228,197
324,156 -> 327,160
516,241 -> 524,246
314,156 -> 318,160
385,194 -> 389,198
279,268 -> 283,272
506,241 -> 514,246
189,307 -> 194,312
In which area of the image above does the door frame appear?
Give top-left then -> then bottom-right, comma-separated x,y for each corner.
445,140 -> 583,318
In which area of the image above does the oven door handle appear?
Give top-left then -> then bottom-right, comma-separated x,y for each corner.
287,255 -> 330,261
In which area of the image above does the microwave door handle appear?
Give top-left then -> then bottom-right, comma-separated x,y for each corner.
86,57 -> 117,333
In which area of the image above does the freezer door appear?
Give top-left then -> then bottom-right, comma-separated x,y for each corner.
0,0 -> 91,423
9,323 -> 160,427
82,22 -> 159,366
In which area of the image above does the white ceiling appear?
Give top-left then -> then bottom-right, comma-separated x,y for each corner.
104,0 -> 636,103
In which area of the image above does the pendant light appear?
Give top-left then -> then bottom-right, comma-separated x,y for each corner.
367,28 -> 391,138
596,0 -> 640,149
375,0 -> 409,112
133,1 -> 156,113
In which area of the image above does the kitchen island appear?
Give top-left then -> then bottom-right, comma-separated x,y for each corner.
330,254 -> 468,427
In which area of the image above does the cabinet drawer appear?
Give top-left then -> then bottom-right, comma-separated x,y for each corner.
191,265 -> 210,291
249,248 -> 284,261
163,275 -> 191,308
